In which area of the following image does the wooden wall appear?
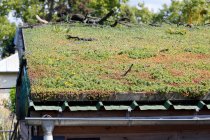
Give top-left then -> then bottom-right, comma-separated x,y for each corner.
30,110 -> 210,140
34,125 -> 210,140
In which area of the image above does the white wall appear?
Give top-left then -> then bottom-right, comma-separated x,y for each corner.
0,73 -> 18,102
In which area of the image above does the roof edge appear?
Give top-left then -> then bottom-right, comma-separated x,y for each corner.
31,92 -> 210,102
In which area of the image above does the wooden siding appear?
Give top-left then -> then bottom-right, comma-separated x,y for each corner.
33,125 -> 210,140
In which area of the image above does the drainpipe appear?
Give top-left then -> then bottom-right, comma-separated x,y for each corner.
42,115 -> 54,140
42,120 -> 54,140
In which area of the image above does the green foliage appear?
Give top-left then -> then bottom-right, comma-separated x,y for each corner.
1,0 -> 209,25
0,16 -> 16,58
154,0 -> 210,25
61,0 -> 90,15
9,89 -> 16,112
184,46 -> 210,54
119,3 -> 154,24
182,0 -> 209,24
89,0 -> 128,16
23,24 -> 210,99
134,2 -> 154,23
167,1 -> 184,24
166,28 -> 187,35
5,0 -> 46,24
120,4 -> 136,23
119,48 -> 157,59
1,0 -> 129,23
152,4 -> 169,23
83,50 -> 111,60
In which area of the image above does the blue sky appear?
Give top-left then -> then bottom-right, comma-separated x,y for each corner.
128,0 -> 171,12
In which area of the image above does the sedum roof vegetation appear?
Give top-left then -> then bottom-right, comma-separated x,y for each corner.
23,24 -> 210,100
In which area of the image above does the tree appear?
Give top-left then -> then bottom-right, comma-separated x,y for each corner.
119,4 -> 136,23
152,4 -> 169,24
134,2 -> 154,24
182,0 -> 209,24
167,0 -> 184,24
153,0 -> 210,25
89,0 -> 128,17
2,0 -> 129,23
68,0 -> 92,15
0,16 -> 16,58
5,0 -> 49,24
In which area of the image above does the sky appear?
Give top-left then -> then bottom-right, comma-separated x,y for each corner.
128,0 -> 171,13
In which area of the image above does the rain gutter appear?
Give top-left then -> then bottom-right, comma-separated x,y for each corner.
25,115 -> 210,140
25,115 -> 210,126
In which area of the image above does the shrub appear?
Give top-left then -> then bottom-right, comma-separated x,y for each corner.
166,28 -> 187,35
9,89 -> 15,113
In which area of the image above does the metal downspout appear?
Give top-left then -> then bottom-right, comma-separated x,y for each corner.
42,120 -> 54,140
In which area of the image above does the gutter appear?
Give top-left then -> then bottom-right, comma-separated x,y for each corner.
25,115 -> 210,126
25,115 -> 210,140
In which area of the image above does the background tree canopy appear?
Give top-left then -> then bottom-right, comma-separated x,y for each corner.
0,0 -> 209,58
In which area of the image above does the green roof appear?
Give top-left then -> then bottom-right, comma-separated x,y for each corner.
23,24 -> 210,100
